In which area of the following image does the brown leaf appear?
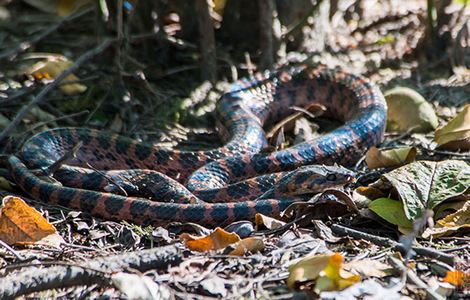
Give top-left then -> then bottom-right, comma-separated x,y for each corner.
180,227 -> 240,252
435,104 -> 470,151
365,146 -> 417,169
266,104 -> 326,147
227,237 -> 265,256
255,213 -> 286,230
422,200 -> 470,238
0,196 -> 64,247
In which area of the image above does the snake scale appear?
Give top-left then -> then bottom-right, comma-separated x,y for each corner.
8,65 -> 387,227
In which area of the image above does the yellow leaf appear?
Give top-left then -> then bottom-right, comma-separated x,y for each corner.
422,200 -> 470,238
0,196 -> 64,247
57,0 -> 92,16
287,253 -> 361,292
180,227 -> 240,252
211,0 -> 226,16
435,104 -> 470,151
365,146 -> 417,169
443,270 -> 467,287
25,57 -> 87,95
255,213 -> 285,230
228,237 -> 265,256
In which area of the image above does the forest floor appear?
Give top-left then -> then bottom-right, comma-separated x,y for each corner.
0,1 -> 469,299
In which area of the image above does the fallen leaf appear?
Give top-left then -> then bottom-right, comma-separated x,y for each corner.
25,55 -> 87,95
287,252 -> 360,292
255,213 -> 286,230
442,270 -> 467,287
435,104 -> 470,151
112,272 -> 170,300
368,198 -> 413,228
384,87 -> 438,133
381,160 -> 470,220
227,237 -> 265,256
266,104 -> 325,147
434,200 -> 467,220
365,146 -> 417,169
422,200 -> 470,238
352,186 -> 386,208
180,227 -> 240,252
0,196 -> 64,247
342,259 -> 391,278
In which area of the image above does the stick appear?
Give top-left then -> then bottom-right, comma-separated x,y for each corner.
0,39 -> 113,142
0,244 -> 182,299
331,224 -> 455,265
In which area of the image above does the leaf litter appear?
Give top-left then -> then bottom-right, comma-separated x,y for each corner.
0,1 -> 469,299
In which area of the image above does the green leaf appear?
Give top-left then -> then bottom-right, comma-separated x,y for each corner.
369,198 -> 413,228
382,160 -> 470,220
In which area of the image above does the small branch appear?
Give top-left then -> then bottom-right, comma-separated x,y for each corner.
0,245 -> 182,299
0,39 -> 113,142
194,0 -> 217,82
331,224 -> 455,265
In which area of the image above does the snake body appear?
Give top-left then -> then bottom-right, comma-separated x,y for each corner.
8,65 -> 387,226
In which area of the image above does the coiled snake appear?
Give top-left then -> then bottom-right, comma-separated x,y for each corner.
8,65 -> 387,226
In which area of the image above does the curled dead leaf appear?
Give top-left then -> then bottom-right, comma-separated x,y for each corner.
227,237 -> 265,256
422,200 -> 470,238
255,213 -> 286,230
0,196 -> 64,247
435,104 -> 470,151
365,146 -> 417,169
180,227 -> 240,252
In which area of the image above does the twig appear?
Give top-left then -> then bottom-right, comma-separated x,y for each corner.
0,8 -> 93,60
388,256 -> 444,300
0,244 -> 182,299
0,39 -> 113,142
0,240 -> 24,261
330,224 -> 455,265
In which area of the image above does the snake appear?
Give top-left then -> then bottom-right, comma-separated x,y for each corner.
7,65 -> 387,227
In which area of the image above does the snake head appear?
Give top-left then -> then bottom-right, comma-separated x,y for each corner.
276,165 -> 355,196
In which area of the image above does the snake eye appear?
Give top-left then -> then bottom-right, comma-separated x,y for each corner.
326,173 -> 337,181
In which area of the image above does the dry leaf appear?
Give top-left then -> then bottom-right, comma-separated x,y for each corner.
255,213 -> 286,230
180,227 -> 240,252
342,259 -> 391,278
287,252 -> 360,292
435,104 -> 470,151
422,200 -> 470,238
365,146 -> 417,169
266,104 -> 325,146
228,237 -> 265,256
25,56 -> 87,95
384,87 -> 438,133
0,196 -> 64,247
443,270 -> 467,287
